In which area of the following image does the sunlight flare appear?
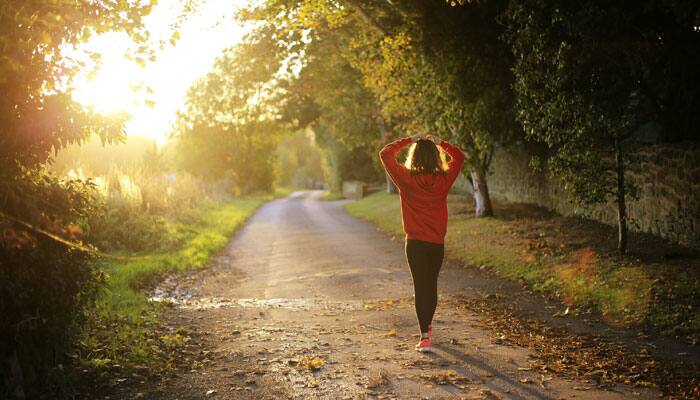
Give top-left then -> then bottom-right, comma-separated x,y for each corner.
67,0 -> 251,144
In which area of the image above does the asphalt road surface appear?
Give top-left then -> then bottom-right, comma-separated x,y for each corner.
141,190 -> 660,399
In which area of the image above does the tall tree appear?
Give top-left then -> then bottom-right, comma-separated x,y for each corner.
173,25 -> 288,193
0,0 -> 155,244
0,0 -> 155,393
286,25 -> 387,193
505,0 -> 700,252
243,0 -> 519,216
342,1 -> 518,216
239,1 -> 389,193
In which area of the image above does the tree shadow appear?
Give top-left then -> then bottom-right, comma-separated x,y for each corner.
427,343 -> 556,400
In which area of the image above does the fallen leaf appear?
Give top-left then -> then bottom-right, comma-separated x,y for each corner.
296,355 -> 325,371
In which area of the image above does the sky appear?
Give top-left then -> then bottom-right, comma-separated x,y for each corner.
68,0 -> 251,144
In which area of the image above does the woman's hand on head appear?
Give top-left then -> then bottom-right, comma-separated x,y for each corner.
425,134 -> 442,145
410,134 -> 424,142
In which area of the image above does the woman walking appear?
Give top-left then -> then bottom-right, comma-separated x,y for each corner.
379,134 -> 465,352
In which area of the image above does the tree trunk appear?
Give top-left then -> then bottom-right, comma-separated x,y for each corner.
615,137 -> 628,253
375,105 -> 395,194
470,168 -> 493,217
385,172 -> 397,194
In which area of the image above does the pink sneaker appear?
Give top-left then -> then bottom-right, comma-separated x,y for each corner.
415,338 -> 432,353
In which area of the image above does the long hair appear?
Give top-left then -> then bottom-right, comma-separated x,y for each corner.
404,139 -> 448,175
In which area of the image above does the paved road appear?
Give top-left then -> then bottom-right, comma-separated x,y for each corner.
146,190 -> 659,399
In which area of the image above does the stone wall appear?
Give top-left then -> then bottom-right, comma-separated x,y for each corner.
454,141 -> 700,249
342,180 -> 366,199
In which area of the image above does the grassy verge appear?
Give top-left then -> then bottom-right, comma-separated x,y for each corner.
346,192 -> 700,343
320,190 -> 345,201
70,190 -> 288,387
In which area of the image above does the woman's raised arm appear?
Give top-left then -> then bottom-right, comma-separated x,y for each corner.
379,136 -> 414,189
437,139 -> 466,186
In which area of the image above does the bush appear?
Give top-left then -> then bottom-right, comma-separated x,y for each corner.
0,242 -> 102,398
82,167 -> 214,252
275,130 -> 327,188
0,171 -> 102,398
0,164 -> 224,397
87,206 -> 177,252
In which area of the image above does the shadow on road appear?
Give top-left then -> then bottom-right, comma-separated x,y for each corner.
431,343 -> 555,400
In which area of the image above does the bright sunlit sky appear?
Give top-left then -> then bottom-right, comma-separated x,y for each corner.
68,0 -> 251,144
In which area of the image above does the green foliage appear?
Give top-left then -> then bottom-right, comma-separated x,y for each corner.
504,0 -> 700,250
0,0 -> 155,172
88,208 -> 177,253
74,162 -> 213,252
0,1 -> 155,392
339,2 -> 518,178
242,0 -> 519,214
72,197 -> 268,396
290,28 -> 382,149
506,0 -> 700,193
175,123 -> 278,194
173,26 -> 288,194
293,30 -> 387,190
255,8 -> 387,190
275,130 -> 327,188
506,0 -> 637,205
314,126 -> 383,193
0,240 -> 103,398
0,169 -> 102,397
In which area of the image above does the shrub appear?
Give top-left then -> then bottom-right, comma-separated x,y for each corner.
83,167 -> 213,252
0,170 -> 102,398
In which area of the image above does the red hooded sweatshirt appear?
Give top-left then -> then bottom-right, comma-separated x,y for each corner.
379,137 -> 465,244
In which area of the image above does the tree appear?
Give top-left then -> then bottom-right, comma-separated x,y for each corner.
285,26 -> 387,193
505,0 -> 700,252
342,1 -> 518,216
0,0 -> 156,245
0,0 -> 155,394
1,0 -> 155,170
173,25 -> 288,194
243,0 -> 519,216
238,2 -> 388,193
275,130 -> 326,188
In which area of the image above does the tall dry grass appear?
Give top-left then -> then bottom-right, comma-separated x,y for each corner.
65,166 -> 229,252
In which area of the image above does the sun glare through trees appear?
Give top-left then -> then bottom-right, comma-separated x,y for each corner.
68,0 -> 250,144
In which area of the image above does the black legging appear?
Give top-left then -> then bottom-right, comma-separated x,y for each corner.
405,239 -> 445,333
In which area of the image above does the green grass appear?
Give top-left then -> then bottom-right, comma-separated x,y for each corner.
76,190 -> 287,378
345,190 -> 404,231
346,192 -> 700,342
320,190 -> 345,201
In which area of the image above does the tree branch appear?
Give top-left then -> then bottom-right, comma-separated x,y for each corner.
343,0 -> 387,37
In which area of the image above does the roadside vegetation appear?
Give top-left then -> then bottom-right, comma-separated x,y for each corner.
347,192 -> 700,344
7,136 -> 292,398
52,138 -> 295,397
67,195 -> 274,396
